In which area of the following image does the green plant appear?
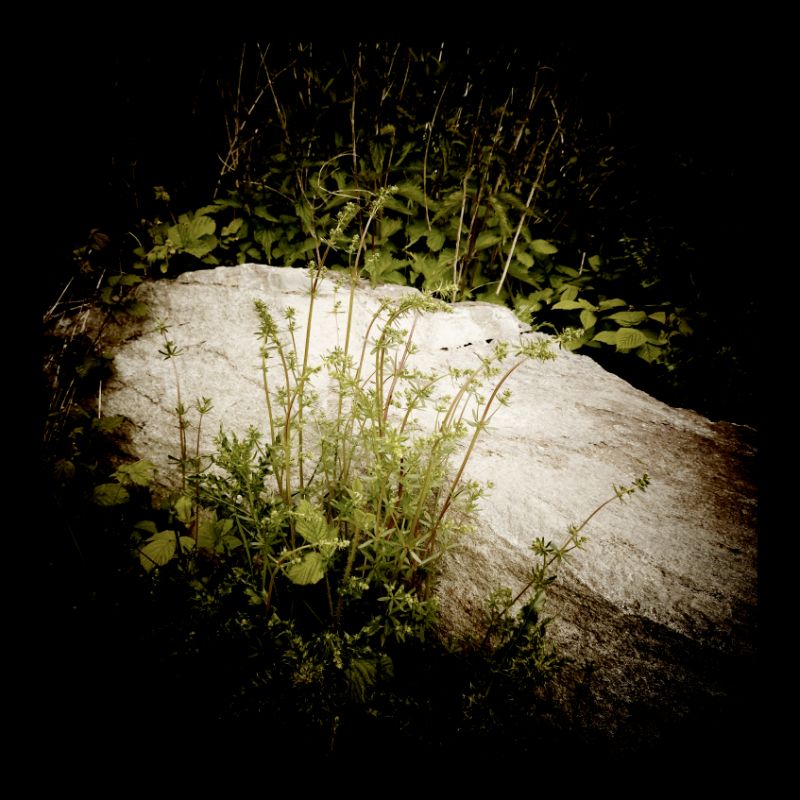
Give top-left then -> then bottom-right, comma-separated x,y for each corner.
116,191 -> 650,750
127,44 -> 692,375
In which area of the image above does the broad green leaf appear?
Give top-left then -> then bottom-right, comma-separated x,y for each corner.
93,415 -> 125,433
93,483 -> 130,506
221,218 -> 244,238
139,531 -> 177,572
588,254 -> 603,270
426,227 -> 446,252
598,298 -> 627,311
560,285 -> 579,302
556,265 -> 580,278
134,520 -> 159,536
405,220 -> 429,248
295,500 -> 328,545
286,552 -> 326,585
377,217 -> 403,241
592,330 -> 619,345
552,299 -> 584,310
648,311 -> 667,324
531,239 -> 558,256
616,328 -> 647,351
113,460 -> 155,487
515,249 -> 534,268
174,495 -> 194,525
580,309 -> 597,329
607,310 -> 647,326
636,342 -> 663,363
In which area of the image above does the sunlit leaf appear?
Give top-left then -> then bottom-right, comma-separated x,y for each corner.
592,330 -> 619,345
113,459 -> 155,487
286,552 -> 326,585
580,309 -> 597,329
615,328 -> 647,351
531,239 -> 558,256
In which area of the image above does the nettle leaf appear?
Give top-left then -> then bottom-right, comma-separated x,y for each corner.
377,217 -> 403,241
286,552 -> 326,585
615,328 -> 647,351
474,232 -> 502,252
405,220 -> 429,248
168,214 -> 218,258
221,218 -> 244,238
113,459 -> 155,487
531,239 -> 558,256
426,227 -> 446,252
365,251 -> 409,286
254,205 -> 279,222
93,483 -> 130,506
607,310 -> 647,326
138,533 -> 194,572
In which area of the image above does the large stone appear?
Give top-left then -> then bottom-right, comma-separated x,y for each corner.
69,264 -> 758,751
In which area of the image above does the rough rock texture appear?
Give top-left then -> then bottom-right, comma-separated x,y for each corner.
74,264 -> 758,751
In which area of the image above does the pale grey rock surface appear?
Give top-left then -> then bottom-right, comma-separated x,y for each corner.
81,264 -> 758,749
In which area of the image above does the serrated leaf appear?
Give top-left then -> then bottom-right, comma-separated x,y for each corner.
221,218 -> 244,238
615,328 -> 647,351
395,181 -> 428,206
113,459 -> 155,487
636,342 -> 663,363
580,309 -> 597,329
607,310 -> 647,326
592,330 -> 619,345
254,205 -> 279,222
406,220 -> 429,248
93,483 -> 130,506
286,552 -> 326,585
474,232 -> 501,252
426,227 -> 446,252
93,415 -> 125,433
295,500 -> 328,545
531,239 -> 558,256
139,531 -> 177,572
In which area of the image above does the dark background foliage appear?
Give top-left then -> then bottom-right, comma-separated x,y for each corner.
37,37 -> 757,424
